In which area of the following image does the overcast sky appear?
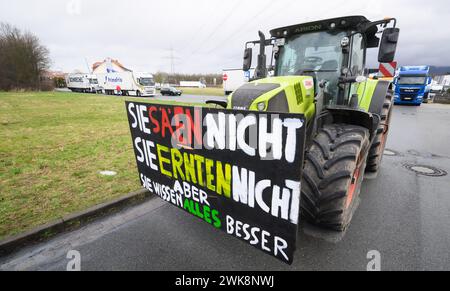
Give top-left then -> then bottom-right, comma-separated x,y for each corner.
1,0 -> 449,74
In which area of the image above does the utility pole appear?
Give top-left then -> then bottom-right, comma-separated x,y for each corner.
163,47 -> 180,85
84,57 -> 92,74
170,47 -> 174,76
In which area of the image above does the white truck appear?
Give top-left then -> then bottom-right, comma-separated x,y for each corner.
66,74 -> 102,93
98,72 -> 156,97
431,84 -> 444,93
222,69 -> 254,95
428,84 -> 445,103
179,81 -> 206,88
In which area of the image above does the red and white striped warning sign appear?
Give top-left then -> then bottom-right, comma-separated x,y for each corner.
378,61 -> 398,78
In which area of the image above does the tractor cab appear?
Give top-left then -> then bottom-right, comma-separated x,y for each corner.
272,23 -> 358,106
237,16 -> 399,113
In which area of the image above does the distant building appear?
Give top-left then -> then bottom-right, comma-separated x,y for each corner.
40,70 -> 67,89
92,58 -> 132,74
41,70 -> 66,79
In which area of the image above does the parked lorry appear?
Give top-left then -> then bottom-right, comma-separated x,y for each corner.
179,81 -> 206,88
98,72 -> 156,97
431,84 -> 444,93
222,68 -> 255,95
394,66 -> 432,105
66,73 -> 102,93
428,84 -> 444,103
209,16 -> 400,231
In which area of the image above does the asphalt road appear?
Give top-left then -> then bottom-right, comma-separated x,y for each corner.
55,88 -> 227,103
56,88 -> 228,104
152,93 -> 227,104
1,103 -> 449,271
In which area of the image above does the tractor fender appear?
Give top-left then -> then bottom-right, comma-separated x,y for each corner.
368,80 -> 392,116
318,107 -> 380,142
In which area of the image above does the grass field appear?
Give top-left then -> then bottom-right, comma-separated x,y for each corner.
0,91 -> 203,239
175,87 -> 224,96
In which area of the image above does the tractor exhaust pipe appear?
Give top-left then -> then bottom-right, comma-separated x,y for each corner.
255,31 -> 267,79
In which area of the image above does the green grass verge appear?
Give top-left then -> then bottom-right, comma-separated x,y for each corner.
175,87 -> 224,96
0,91 -> 205,239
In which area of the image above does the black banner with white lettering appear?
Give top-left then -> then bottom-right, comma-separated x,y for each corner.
125,102 -> 306,264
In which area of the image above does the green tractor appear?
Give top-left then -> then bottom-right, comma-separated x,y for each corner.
211,16 -> 400,231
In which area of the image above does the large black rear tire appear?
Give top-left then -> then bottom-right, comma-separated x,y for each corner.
366,91 -> 393,173
301,124 -> 370,231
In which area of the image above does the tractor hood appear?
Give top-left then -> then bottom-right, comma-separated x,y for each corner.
230,83 -> 281,110
227,76 -> 316,120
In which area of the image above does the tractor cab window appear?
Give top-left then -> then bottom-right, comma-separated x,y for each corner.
276,31 -> 346,104
276,31 -> 345,76
350,33 -> 365,76
349,33 -> 365,100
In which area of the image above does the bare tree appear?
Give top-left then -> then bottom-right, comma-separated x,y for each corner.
0,22 -> 50,91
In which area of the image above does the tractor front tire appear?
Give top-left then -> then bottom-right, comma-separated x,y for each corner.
301,124 -> 370,231
366,92 -> 394,173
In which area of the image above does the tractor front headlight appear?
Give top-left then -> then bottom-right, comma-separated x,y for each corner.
257,102 -> 266,111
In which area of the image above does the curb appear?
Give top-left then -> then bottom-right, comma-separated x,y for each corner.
0,189 -> 153,258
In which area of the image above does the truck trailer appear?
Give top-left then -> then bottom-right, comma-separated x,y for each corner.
222,68 -> 255,95
179,81 -> 206,88
98,72 -> 156,97
66,73 -> 102,93
394,66 -> 432,105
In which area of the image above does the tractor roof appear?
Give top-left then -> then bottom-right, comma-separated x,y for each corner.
270,16 -> 380,47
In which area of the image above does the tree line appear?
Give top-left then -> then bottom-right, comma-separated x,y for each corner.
0,22 -> 50,91
153,72 -> 223,86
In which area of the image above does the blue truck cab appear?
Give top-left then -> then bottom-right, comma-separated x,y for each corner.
394,66 -> 432,106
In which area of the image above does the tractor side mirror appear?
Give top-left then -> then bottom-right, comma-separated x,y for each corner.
378,28 -> 400,63
243,48 -> 253,72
